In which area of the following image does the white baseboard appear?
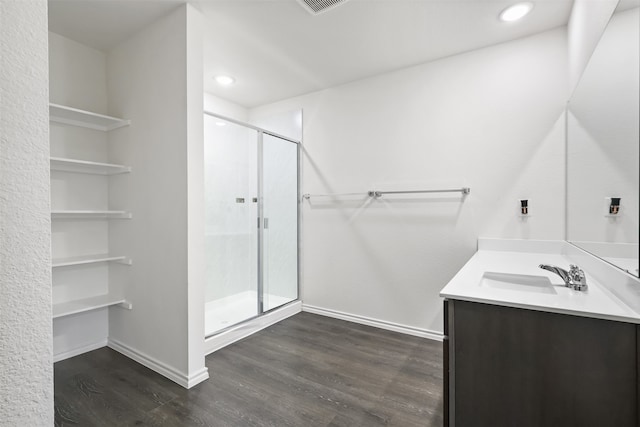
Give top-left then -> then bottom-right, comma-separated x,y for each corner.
108,338 -> 209,389
184,367 -> 210,389
54,339 -> 108,363
302,304 -> 444,342
205,300 -> 302,355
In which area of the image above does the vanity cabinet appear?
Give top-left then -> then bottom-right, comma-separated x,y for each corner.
444,299 -> 638,427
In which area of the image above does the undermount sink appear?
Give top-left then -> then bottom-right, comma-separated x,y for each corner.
479,272 -> 558,294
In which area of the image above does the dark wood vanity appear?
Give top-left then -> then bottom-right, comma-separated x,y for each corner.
443,299 -> 639,427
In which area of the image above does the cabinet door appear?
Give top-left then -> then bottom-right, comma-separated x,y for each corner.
452,301 -> 636,427
443,300 -> 450,427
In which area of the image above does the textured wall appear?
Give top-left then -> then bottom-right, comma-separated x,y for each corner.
0,0 -> 53,425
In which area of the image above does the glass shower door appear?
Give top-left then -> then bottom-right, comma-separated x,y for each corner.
204,116 -> 259,336
261,134 -> 299,311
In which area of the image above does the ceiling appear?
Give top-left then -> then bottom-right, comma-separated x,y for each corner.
48,0 -> 186,51
49,0 -> 575,108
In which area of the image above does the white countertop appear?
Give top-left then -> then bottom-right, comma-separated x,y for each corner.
440,239 -> 640,324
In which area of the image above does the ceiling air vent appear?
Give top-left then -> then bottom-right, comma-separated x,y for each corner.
296,0 -> 350,15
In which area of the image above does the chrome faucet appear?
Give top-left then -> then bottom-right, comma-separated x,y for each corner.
539,264 -> 588,291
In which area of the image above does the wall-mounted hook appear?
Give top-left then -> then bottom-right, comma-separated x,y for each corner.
520,199 -> 528,215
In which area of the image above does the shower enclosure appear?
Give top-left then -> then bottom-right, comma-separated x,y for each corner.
203,113 -> 299,337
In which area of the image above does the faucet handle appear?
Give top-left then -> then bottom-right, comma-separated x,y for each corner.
569,265 -> 588,291
569,264 -> 583,278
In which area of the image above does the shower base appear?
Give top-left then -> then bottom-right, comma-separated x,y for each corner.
205,290 -> 293,336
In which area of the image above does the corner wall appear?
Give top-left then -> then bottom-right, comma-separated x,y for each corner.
107,4 -> 207,387
251,28 -> 568,335
186,4 -> 207,385
567,0 -> 618,93
204,92 -> 249,122
0,0 -> 53,424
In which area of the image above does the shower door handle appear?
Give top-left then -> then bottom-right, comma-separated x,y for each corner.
263,218 -> 269,229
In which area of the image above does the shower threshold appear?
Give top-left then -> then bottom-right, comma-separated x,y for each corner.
205,290 -> 295,336
204,298 -> 302,355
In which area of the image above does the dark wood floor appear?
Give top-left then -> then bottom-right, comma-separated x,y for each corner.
54,312 -> 443,426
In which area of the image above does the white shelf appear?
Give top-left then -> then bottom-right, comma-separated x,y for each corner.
52,254 -> 131,268
51,210 -> 132,219
50,157 -> 131,175
53,294 -> 132,319
49,103 -> 130,131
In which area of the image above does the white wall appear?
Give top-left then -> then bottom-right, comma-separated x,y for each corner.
204,92 -> 248,122
251,108 -> 303,141
185,4 -> 206,381
251,29 -> 568,335
49,32 -> 107,113
567,0 -> 618,94
0,0 -> 53,424
107,4 -> 207,388
567,8 -> 639,244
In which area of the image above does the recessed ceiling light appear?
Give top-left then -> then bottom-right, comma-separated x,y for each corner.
214,75 -> 235,86
499,2 -> 533,22
215,121 -> 226,127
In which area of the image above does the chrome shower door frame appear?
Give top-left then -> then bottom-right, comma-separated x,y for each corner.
204,110 -> 301,336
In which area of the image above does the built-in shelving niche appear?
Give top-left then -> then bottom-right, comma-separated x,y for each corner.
50,103 -> 133,323
53,294 -> 132,319
50,157 -> 131,175
53,254 -> 132,268
50,103 -> 130,131
51,210 -> 133,219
